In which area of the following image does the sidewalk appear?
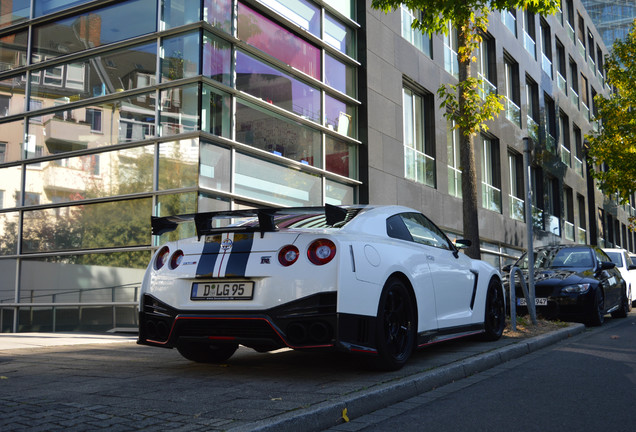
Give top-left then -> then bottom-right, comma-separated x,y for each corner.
0,332 -> 138,350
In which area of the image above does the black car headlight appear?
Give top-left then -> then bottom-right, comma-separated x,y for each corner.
561,283 -> 591,294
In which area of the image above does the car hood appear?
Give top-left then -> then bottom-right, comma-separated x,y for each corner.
533,268 -> 595,286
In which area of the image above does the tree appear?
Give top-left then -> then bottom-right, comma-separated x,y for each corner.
587,19 -> 636,219
371,0 -> 558,258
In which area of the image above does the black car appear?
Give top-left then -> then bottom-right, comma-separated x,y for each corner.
504,245 -> 629,326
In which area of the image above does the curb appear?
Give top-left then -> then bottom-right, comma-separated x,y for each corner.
228,323 -> 585,432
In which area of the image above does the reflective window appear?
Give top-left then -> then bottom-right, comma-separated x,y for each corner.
0,0 -> 29,25
236,99 -> 321,167
160,84 -> 199,136
203,33 -> 231,86
198,193 -> 230,212
32,0 -> 157,61
200,142 -> 231,191
161,32 -> 200,82
0,258 -> 17,307
325,13 -> 354,57
326,135 -> 356,178
325,94 -> 355,137
0,118 -> 26,163
326,179 -> 354,205
201,84 -> 231,138
22,198 -> 152,253
325,53 -> 355,97
236,50 -> 320,123
0,30 -> 28,72
161,0 -> 201,29
0,72 -> 27,117
35,0 -> 93,17
155,192 -> 197,242
158,139 -> 198,190
401,6 -> 431,57
400,212 -> 453,250
235,152 -> 321,206
24,145 -> 154,205
26,94 -> 156,159
257,0 -> 320,37
30,42 -> 157,107
0,211 -> 20,255
403,87 -> 435,187
204,0 -> 232,33
238,3 -> 320,80
324,0 -> 354,20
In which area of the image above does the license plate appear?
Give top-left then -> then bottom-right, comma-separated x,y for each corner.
517,297 -> 548,306
191,281 -> 254,300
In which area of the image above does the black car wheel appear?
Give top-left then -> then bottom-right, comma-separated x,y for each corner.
373,277 -> 416,371
588,288 -> 605,327
611,284 -> 629,319
480,278 -> 506,341
177,341 -> 238,363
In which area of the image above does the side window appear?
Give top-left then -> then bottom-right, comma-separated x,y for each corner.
400,213 -> 453,250
594,248 -> 611,265
386,215 -> 413,242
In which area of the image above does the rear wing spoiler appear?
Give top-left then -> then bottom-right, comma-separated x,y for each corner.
151,204 -> 351,239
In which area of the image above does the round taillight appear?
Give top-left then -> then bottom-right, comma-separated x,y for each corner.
278,245 -> 300,267
307,239 -> 336,265
169,250 -> 184,269
155,246 -> 170,270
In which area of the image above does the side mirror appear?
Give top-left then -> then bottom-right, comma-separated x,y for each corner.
455,239 -> 471,249
629,265 -> 636,271
501,264 -> 512,273
599,261 -> 616,271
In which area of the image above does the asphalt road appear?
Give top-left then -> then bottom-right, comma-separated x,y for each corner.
327,315 -> 636,432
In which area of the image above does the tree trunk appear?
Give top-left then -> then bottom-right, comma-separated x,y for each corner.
457,26 -> 481,260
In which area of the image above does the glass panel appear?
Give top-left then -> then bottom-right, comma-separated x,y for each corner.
325,53 -> 355,97
204,0 -> 232,33
161,0 -> 201,29
201,84 -> 231,137
30,42 -> 157,107
0,0 -> 29,26
21,198 -> 152,253
203,32 -> 232,86
34,0 -> 94,17
0,211 -> 20,255
161,32 -> 201,82
198,193 -> 230,212
236,50 -> 321,123
325,94 -> 355,138
235,153 -> 321,206
238,3 -> 320,80
325,13 -> 354,57
258,0 -> 320,37
0,118 -> 26,163
0,72 -> 27,117
155,192 -> 197,242
1,307 -> 15,332
200,142 -> 231,191
236,99 -> 321,167
160,84 -> 199,136
158,139 -> 199,190
326,135 -> 357,178
324,0 -> 353,20
326,179 -> 354,205
24,145 -> 154,205
26,94 -> 156,159
0,30 -> 28,72
32,0 -> 157,61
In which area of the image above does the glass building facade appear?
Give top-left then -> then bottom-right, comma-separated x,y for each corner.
581,0 -> 636,48
0,0 -> 360,332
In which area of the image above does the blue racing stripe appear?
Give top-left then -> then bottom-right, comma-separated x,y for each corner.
225,233 -> 254,277
196,235 -> 222,277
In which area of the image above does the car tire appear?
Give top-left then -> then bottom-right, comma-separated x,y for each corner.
611,284 -> 629,319
177,341 -> 238,363
588,289 -> 605,327
480,278 -> 506,341
373,277 -> 416,371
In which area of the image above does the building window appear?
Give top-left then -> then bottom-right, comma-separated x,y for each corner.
481,136 -> 501,213
580,73 -> 589,120
544,93 -> 557,153
508,151 -> 524,221
403,87 -> 435,187
556,38 -> 567,94
569,57 -> 579,109
523,11 -> 536,59
443,22 -> 458,78
540,18 -> 552,78
545,176 -> 560,236
525,76 -> 539,142
577,194 -> 587,244
573,124 -> 584,177
86,109 -> 102,132
503,54 -> 521,127
565,0 -> 575,43
501,9 -> 517,36
0,190 -> 3,209
0,95 -> 9,117
564,187 -> 574,241
447,119 -> 461,198
0,142 -> 6,163
477,33 -> 497,97
577,13 -> 586,58
401,6 -> 431,57
559,111 -> 571,167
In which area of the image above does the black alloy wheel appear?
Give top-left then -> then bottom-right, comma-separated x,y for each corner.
611,284 -> 629,319
177,341 -> 239,363
481,278 -> 506,341
588,288 -> 605,327
373,277 -> 416,371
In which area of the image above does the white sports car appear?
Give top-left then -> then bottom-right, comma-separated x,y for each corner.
138,205 -> 506,370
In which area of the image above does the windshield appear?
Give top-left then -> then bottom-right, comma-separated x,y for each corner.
517,247 -> 594,269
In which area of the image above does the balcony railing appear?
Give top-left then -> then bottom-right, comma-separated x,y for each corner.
546,214 -> 560,236
557,72 -> 567,94
482,183 -> 502,213
574,155 -> 584,177
502,11 -> 517,35
582,101 -> 590,121
556,7 -> 563,25
477,73 -> 497,98
444,45 -> 459,79
504,97 -> 521,127
527,116 -> 539,143
570,88 -> 579,109
588,56 -> 596,75
564,221 -> 575,241
524,31 -> 536,59
560,144 -> 572,167
509,195 -> 525,221
577,227 -> 586,244
405,147 -> 436,187
566,22 -> 575,43
577,39 -> 586,59
545,133 -> 557,154
541,53 -> 553,78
